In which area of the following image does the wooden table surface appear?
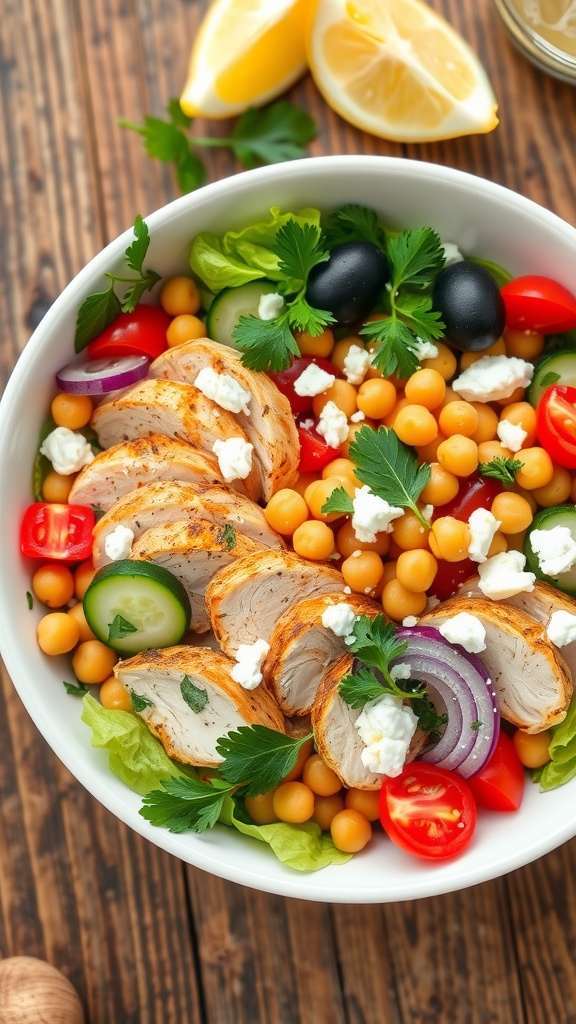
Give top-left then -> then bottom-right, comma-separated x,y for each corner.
2,1 -> 576,1021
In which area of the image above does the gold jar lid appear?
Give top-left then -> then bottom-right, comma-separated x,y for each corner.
494,0 -> 576,83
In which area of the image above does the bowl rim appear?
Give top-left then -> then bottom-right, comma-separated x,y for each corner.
3,154 -> 576,903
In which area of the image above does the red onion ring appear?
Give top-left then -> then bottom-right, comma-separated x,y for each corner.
55,354 -> 150,395
392,625 -> 500,778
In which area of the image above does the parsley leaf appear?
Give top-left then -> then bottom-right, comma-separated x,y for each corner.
346,615 -> 408,685
233,313 -> 300,372
130,692 -> 154,713
275,220 -> 330,282
386,227 -> 446,287
217,725 -> 313,798
26,591 -> 33,610
74,284 -> 122,353
222,524 -> 236,551
478,456 -> 524,485
321,486 -> 355,518
118,106 -> 205,193
339,666 -> 388,708
63,680 -> 89,697
324,204 -> 387,249
348,425 -> 431,528
180,676 -> 208,714
539,371 -> 561,388
108,614 -> 138,642
140,775 -> 236,833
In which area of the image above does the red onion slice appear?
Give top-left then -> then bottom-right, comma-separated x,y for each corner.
56,354 -> 150,395
393,625 -> 500,779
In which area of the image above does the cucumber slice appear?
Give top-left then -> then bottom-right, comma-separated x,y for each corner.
83,559 -> 191,655
206,280 -> 279,347
524,505 -> 576,597
527,350 -> 576,408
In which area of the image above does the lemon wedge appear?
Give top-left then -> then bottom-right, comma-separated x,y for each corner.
307,0 -> 498,142
180,0 -> 310,118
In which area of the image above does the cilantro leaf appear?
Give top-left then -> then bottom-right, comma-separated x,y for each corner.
74,284 -> 122,353
348,425 -> 431,527
180,676 -> 208,714
130,692 -> 154,713
339,666 -> 386,708
227,101 -> 317,167
125,214 -> 151,275
478,456 -> 524,485
287,295 -> 335,335
108,614 -> 138,642
233,313 -> 300,372
275,221 -> 329,283
120,269 -> 162,313
361,317 -> 420,379
217,725 -> 313,797
321,486 -> 355,518
140,775 -> 235,833
345,615 -> 408,683
394,292 -> 446,343
324,204 -> 387,249
386,227 -> 445,287
63,680 -> 89,697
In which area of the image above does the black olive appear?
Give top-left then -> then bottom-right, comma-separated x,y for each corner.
432,261 -> 506,352
305,241 -> 389,326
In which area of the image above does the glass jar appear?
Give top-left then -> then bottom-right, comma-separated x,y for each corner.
494,0 -> 576,83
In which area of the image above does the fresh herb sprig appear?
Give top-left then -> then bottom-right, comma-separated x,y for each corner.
478,456 -> 524,485
321,425 -> 431,529
324,203 -> 387,249
339,616 -> 411,706
233,220 -> 335,371
119,98 -> 318,195
360,227 -> 446,378
139,726 -> 312,833
74,214 -> 160,352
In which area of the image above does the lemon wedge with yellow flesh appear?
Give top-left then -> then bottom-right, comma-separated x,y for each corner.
180,0 -> 310,118
307,0 -> 498,142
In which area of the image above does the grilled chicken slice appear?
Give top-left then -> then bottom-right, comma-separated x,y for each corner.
206,550 -> 345,658
150,338 -> 299,500
91,378 -> 261,501
69,434 -> 225,510
115,646 -> 285,767
312,655 -> 426,790
459,576 -> 576,683
92,479 -> 284,568
130,518 -> 264,633
420,596 -> 573,733
263,592 -> 381,716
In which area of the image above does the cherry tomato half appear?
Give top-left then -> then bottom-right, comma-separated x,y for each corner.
536,384 -> 576,469
501,276 -> 576,334
429,474 -> 502,601
20,503 -> 95,561
269,356 -> 342,416
87,305 -> 171,361
379,763 -> 477,860
297,423 -> 341,473
466,732 -> 525,812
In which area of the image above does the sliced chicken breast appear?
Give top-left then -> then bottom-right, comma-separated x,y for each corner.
206,550 -> 346,658
263,592 -> 381,716
420,596 -> 573,733
92,479 -> 284,568
150,338 -> 299,501
115,646 -> 285,767
68,434 -> 225,510
130,518 -> 264,633
91,377 -> 261,501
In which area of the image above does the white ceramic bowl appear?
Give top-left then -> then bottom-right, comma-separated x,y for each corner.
2,156 -> 576,903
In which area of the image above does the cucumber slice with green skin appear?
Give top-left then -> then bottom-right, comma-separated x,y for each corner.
206,280 -> 279,347
83,560 -> 191,655
524,505 -> 576,597
527,350 -> 576,408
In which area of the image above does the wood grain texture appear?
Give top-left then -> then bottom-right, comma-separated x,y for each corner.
1,0 -> 576,1021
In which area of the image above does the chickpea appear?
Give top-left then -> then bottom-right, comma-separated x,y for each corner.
436,435 -> 479,477
513,729 -> 551,769
273,781 -> 315,823
393,405 -> 438,447
292,520 -> 335,560
404,368 -> 446,410
306,476 -> 355,523
341,422 -> 366,458
396,549 -> 438,593
264,488 -> 309,535
531,465 -> 572,507
32,564 -> 75,608
382,579 -> 427,621
74,559 -> 97,600
419,463 -> 459,507
67,602 -> 97,642
470,402 -> 499,444
160,275 -> 202,316
99,676 -> 132,712
415,431 -> 447,464
391,509 -> 430,551
295,328 -> 335,358
336,520 -> 390,558
341,551 -> 384,593
71,640 -> 118,684
504,328 -> 545,360
487,531 -> 508,557
166,314 -> 206,347
42,471 -> 74,503
322,458 -> 361,488
293,472 -> 320,498
498,402 -> 537,447
459,337 -> 506,371
497,385 -> 526,407
478,440 -> 513,464
490,492 -> 533,534
421,342 -> 457,381
312,794 -> 345,831
330,336 -> 365,373
382,396 -> 410,429
514,447 -> 554,490
245,790 -> 279,825
312,379 -> 358,420
302,754 -> 343,796
429,517 -> 471,561
330,809 -> 372,853
438,401 -> 479,438
37,612 -> 80,655
381,560 -> 397,585
357,378 -> 397,420
51,393 -> 93,430
344,788 -> 381,821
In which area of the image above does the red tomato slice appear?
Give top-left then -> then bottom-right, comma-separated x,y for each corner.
466,732 -> 525,812
429,475 -> 503,600
501,275 -> 576,334
297,423 -> 341,473
269,356 -> 342,416
536,384 -> 576,469
87,305 -> 171,361
20,503 -> 95,561
379,763 -> 477,860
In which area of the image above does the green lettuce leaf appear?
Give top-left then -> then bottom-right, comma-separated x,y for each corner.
219,799 -> 352,871
535,695 -> 576,791
189,206 -> 321,293
81,693 -> 185,795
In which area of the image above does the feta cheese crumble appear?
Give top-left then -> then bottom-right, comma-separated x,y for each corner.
316,401 -> 349,449
354,694 -> 418,777
212,437 -> 253,482
438,612 -> 487,653
351,485 -> 404,543
343,345 -> 372,385
496,418 -> 527,452
441,241 -> 465,266
413,337 -> 439,363
39,427 -> 95,475
467,508 -> 501,563
547,610 -> 576,648
194,367 -> 251,415
402,615 -> 419,627
293,362 -> 335,397
529,526 -> 576,577
477,550 -> 536,600
321,602 -> 357,637
104,524 -> 134,561
390,662 -> 412,681
258,292 -> 285,320
350,410 -> 365,423
231,639 -> 270,690
453,355 -> 533,403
